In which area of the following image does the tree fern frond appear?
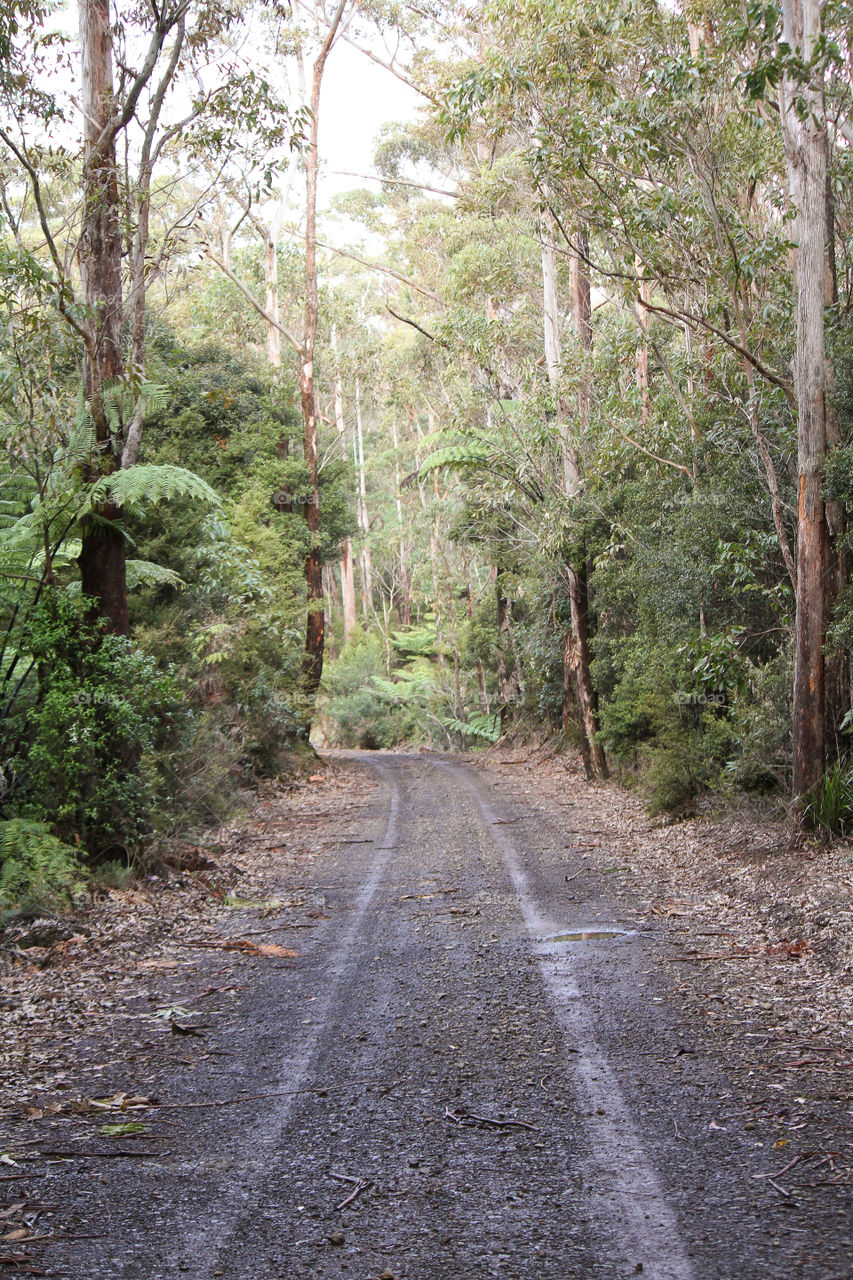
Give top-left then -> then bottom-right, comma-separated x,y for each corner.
103,381 -> 169,435
90,464 -> 222,511
418,444 -> 491,477
125,559 -> 185,590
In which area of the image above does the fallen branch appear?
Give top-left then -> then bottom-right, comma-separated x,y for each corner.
179,939 -> 297,958
138,1080 -> 403,1111
31,1150 -> 161,1159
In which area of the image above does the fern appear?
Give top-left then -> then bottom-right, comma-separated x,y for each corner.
391,624 -> 438,657
371,669 -> 436,703
90,464 -> 221,511
440,712 -> 501,743
103,381 -> 169,436
0,818 -> 86,912
124,560 -> 186,591
418,444 -> 491,477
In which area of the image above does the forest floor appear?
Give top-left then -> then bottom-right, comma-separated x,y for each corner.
0,748 -> 851,1279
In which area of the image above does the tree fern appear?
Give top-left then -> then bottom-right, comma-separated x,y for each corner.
439,712 -> 501,743
103,381 -> 169,436
391,624 -> 439,657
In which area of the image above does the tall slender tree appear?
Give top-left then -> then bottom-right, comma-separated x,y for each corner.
778,0 -> 830,801
77,0 -> 130,633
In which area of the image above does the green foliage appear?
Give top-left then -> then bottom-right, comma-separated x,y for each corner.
802,759 -> 853,837
440,710 -> 501,743
90,464 -> 221,513
5,594 -> 181,856
642,744 -> 699,818
322,629 -> 412,748
418,444 -> 491,476
0,818 -> 85,913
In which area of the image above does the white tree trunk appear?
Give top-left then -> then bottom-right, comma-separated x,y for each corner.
779,0 -> 828,801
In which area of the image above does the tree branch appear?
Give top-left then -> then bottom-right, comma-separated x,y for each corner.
339,33 -> 440,105
0,126 -> 91,350
318,239 -> 442,302
204,247 -> 303,352
332,170 -> 458,198
639,297 -> 796,409
612,422 -> 695,481
386,305 -> 437,341
88,1 -> 191,164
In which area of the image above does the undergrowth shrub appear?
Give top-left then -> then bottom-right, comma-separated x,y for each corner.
321,629 -> 413,747
803,759 -> 853,837
5,594 -> 181,858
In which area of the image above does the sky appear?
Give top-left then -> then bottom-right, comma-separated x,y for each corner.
318,40 -> 424,205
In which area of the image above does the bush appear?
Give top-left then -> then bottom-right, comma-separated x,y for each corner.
321,629 -> 413,747
6,594 -> 181,858
643,743 -> 698,816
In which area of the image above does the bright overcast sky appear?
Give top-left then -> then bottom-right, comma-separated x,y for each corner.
318,41 -> 423,205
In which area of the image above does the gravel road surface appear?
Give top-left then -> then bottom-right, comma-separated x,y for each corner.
11,753 -> 852,1279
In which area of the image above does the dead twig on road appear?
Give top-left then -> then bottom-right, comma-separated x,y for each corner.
137,1080 -> 404,1111
329,1172 -> 373,1210
30,1150 -> 161,1159
444,1107 -> 538,1132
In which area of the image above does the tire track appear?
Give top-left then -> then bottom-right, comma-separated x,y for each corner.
441,758 -> 696,1280
172,760 -> 403,1280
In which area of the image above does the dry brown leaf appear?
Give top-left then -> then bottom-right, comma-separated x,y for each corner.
189,938 -> 297,958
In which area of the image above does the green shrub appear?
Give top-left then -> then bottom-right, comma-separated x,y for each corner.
642,744 -> 698,816
321,629 -> 412,747
803,759 -> 853,837
7,594 -> 181,857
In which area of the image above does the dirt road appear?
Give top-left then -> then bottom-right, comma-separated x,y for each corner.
5,754 -> 851,1279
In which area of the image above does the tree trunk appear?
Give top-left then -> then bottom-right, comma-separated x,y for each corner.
323,564 -> 338,662
354,375 -> 373,618
340,539 -> 357,641
495,572 -> 519,723
823,175 -> 848,765
264,227 -> 282,369
635,268 -> 650,424
390,415 -> 411,626
541,207 -> 607,778
330,337 -> 357,642
77,0 -> 128,634
299,4 -> 349,698
779,0 -> 828,802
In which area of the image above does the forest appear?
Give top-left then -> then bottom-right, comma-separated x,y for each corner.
1,0 -> 853,908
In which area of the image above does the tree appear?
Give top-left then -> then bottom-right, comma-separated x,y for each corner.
202,0 -> 352,701
777,0 -> 830,801
541,207 -> 607,777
